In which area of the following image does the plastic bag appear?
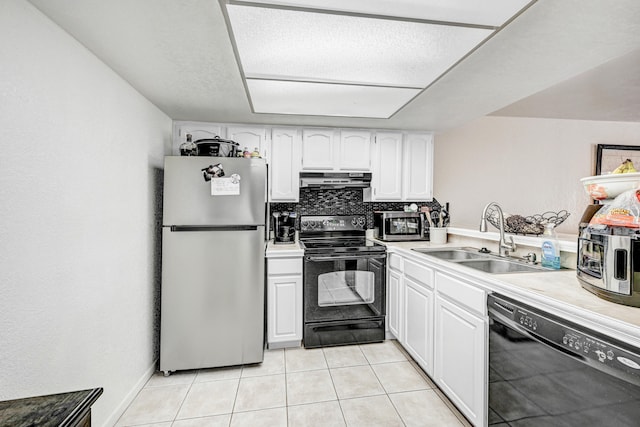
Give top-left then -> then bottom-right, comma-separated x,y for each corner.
590,188 -> 640,228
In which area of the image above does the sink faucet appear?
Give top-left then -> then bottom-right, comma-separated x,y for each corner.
479,202 -> 516,257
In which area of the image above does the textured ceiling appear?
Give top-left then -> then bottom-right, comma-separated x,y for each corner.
27,0 -> 640,131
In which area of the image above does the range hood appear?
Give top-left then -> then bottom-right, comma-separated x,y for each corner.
300,172 -> 372,189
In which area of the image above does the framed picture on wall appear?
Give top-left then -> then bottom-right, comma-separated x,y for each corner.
596,144 -> 640,175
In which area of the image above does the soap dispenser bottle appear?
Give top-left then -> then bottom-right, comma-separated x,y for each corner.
541,223 -> 561,269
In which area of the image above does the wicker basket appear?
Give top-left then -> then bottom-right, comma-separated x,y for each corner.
485,207 -> 570,236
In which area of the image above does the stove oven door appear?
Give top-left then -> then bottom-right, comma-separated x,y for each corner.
303,252 -> 386,347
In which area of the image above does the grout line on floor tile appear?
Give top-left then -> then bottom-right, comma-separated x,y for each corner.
390,340 -> 472,427
229,368 -> 242,417
171,373 -> 196,424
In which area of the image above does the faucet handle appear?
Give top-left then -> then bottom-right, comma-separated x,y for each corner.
523,253 -> 537,264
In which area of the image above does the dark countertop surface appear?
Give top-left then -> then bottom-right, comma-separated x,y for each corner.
0,388 -> 103,427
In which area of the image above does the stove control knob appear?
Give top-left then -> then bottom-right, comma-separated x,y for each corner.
595,350 -> 606,362
607,350 -> 615,360
562,335 -> 569,345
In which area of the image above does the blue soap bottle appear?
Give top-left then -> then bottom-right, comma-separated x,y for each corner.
541,223 -> 561,269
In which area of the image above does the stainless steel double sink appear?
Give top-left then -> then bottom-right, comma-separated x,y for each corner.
411,247 -> 554,274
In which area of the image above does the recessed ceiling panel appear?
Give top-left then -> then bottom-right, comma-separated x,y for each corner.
231,0 -> 532,27
247,79 -> 421,118
227,4 -> 493,88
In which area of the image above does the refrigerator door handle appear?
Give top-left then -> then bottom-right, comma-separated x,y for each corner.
169,225 -> 260,232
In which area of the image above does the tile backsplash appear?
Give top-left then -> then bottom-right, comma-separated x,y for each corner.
270,188 -> 441,229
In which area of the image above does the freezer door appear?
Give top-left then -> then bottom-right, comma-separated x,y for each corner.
163,156 -> 266,226
160,226 -> 265,372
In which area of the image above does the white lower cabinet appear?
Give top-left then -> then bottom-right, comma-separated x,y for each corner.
403,275 -> 434,376
267,257 -> 303,349
387,263 -> 403,341
434,272 -> 487,427
387,252 -> 487,426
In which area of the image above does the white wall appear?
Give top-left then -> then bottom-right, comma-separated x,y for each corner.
433,116 -> 640,234
0,1 -> 172,426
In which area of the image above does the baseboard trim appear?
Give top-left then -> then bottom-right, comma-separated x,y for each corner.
102,359 -> 158,427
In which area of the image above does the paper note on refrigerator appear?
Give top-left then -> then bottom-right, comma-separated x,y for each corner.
211,177 -> 240,195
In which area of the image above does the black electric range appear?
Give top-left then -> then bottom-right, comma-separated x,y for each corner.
299,215 -> 387,348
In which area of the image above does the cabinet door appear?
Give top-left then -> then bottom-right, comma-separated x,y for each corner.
403,276 -> 434,375
270,127 -> 301,202
227,126 -> 269,160
267,274 -> 303,346
434,295 -> 486,426
301,129 -> 335,170
338,130 -> 372,171
173,122 -> 223,155
403,133 -> 434,201
387,268 -> 403,341
371,132 -> 403,201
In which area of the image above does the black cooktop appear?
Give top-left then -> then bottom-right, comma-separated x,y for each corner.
300,237 -> 385,251
298,215 -> 386,254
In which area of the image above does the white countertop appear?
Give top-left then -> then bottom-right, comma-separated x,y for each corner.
265,240 -> 303,258
263,233 -> 640,346
380,239 -> 640,348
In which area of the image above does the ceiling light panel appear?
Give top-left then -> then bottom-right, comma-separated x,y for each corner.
247,80 -> 421,118
227,4 -> 493,88
231,0 -> 533,27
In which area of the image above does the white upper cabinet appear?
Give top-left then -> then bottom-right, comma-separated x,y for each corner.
403,133 -> 434,201
227,125 -> 269,160
370,131 -> 404,200
338,130 -> 372,171
270,127 -> 301,202
301,128 -> 336,170
301,128 -> 372,171
367,131 -> 433,201
302,129 -> 335,171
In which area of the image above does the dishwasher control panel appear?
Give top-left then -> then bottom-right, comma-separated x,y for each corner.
559,328 -> 640,374
489,293 -> 640,382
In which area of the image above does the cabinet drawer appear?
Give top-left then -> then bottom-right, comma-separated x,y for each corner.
268,257 -> 302,276
404,259 -> 433,289
389,253 -> 403,272
435,272 -> 486,315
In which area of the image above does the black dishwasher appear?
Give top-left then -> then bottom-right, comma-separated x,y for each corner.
488,293 -> 640,426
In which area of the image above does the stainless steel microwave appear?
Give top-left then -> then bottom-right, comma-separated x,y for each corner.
577,226 -> 640,307
373,211 -> 428,241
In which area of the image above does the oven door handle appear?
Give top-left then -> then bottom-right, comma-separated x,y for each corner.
305,254 -> 387,262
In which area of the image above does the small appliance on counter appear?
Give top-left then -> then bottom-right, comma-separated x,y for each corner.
576,195 -> 640,307
273,211 -> 296,244
373,211 -> 428,241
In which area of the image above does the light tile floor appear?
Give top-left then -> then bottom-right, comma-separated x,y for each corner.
116,340 -> 471,427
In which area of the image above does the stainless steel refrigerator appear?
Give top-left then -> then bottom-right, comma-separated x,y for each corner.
160,156 -> 267,375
